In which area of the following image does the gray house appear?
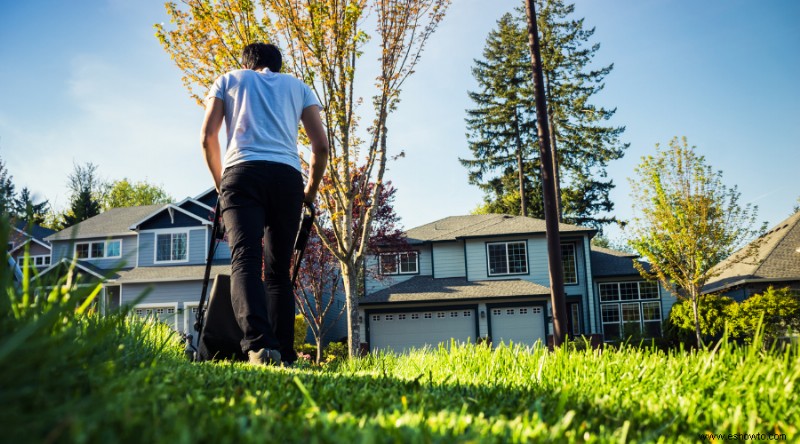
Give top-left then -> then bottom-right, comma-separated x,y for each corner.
9,221 -> 55,269
704,210 -> 800,300
40,189 -> 347,344
358,214 -> 677,353
40,190 -> 233,336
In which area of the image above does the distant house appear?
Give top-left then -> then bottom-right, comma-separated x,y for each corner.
39,189 -> 347,344
358,214 -> 676,353
8,221 -> 55,269
704,210 -> 800,300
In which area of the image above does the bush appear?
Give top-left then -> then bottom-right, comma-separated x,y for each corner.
294,314 -> 307,349
664,294 -> 739,346
665,287 -> 800,348
732,286 -> 800,344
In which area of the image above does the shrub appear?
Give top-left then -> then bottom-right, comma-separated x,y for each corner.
733,286 -> 800,343
664,294 -> 740,346
294,314 -> 307,349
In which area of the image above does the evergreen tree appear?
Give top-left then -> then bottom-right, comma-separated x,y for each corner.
13,187 -> 49,226
62,163 -> 101,228
0,156 -> 16,217
461,1 -> 627,230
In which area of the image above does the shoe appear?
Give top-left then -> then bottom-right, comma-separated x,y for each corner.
248,348 -> 281,366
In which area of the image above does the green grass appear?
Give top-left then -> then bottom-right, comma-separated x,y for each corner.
2,236 -> 798,442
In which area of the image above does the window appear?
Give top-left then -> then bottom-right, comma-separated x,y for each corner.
437,312 -> 445,318
424,313 -> 432,319
507,309 -> 514,315
450,312 -> 458,318
398,314 -> 406,320
75,240 -> 121,259
385,314 -> 393,321
379,252 -> 418,275
561,244 -> 578,284
411,313 -> 419,320
519,308 -> 528,315
372,315 -> 380,322
156,232 -> 188,262
492,309 -> 501,316
463,311 -> 472,317
487,241 -> 528,276
570,303 -> 582,336
31,255 -> 51,267
598,281 -> 662,340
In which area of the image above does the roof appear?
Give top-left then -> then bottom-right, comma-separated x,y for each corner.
590,246 -> 646,278
405,214 -> 594,244
13,221 -> 56,242
704,211 -> 800,293
361,276 -> 551,305
47,205 -> 163,241
110,262 -> 231,284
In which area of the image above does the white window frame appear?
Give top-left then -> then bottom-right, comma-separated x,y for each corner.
561,243 -> 578,284
133,302 -> 179,330
486,241 -> 528,276
154,230 -> 189,264
75,239 -> 122,260
183,301 -> 200,335
378,251 -> 419,275
598,280 -> 663,340
30,255 -> 52,267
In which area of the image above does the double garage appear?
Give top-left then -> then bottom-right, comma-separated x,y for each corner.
365,303 -> 547,353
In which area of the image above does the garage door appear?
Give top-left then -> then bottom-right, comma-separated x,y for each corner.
489,305 -> 546,348
368,308 -> 476,353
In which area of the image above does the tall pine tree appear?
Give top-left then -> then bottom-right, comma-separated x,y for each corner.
0,155 -> 16,217
461,1 -> 627,230
14,187 -> 49,226
62,162 -> 101,228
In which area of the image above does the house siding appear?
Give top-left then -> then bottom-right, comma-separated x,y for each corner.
139,209 -> 204,230
11,242 -> 50,261
432,241 -> 465,278
138,228 -> 206,267
51,236 -> 137,269
365,245 -> 432,294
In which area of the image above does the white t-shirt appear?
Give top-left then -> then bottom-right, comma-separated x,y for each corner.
207,69 -> 321,172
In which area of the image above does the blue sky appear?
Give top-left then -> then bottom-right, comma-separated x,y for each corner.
1,0 -> 798,242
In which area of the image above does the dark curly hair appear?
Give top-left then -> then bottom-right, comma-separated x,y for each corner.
241,43 -> 282,72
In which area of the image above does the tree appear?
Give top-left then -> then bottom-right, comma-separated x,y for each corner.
156,0 -> 449,357
461,2 -> 626,230
628,136 -> 762,347
101,179 -> 172,210
295,173 -> 406,362
13,187 -> 49,226
0,155 -> 16,217
62,163 -> 102,228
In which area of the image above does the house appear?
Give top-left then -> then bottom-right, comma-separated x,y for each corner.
358,214 -> 677,353
39,188 -> 347,345
41,189 -> 233,337
704,210 -> 800,301
8,220 -> 56,269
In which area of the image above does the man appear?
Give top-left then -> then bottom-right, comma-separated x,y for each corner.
200,43 -> 329,366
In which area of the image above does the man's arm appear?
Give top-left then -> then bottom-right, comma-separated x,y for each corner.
300,105 -> 329,204
201,97 -> 225,192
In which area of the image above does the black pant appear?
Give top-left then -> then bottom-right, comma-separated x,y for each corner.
220,161 -> 303,363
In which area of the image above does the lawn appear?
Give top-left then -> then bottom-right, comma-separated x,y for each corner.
1,249 -> 798,443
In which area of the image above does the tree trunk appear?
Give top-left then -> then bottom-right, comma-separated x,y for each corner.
341,261 -> 361,358
548,117 -> 562,222
514,108 -> 528,217
691,288 -> 703,348
316,339 -> 323,364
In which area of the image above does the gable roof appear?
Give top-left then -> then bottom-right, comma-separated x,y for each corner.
361,276 -> 550,305
590,246 -> 646,278
47,205 -> 163,241
13,221 -> 56,242
406,214 -> 595,244
128,204 -> 212,230
704,211 -> 800,293
35,258 -> 110,281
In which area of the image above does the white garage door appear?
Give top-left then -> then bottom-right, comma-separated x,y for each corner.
490,306 -> 546,348
369,309 -> 476,353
